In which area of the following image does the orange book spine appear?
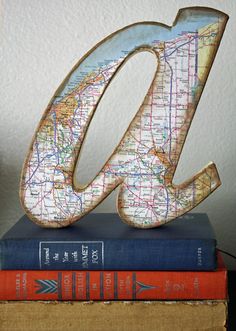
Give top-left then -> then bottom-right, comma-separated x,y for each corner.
0,267 -> 227,301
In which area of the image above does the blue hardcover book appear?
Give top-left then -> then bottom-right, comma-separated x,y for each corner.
0,213 -> 216,270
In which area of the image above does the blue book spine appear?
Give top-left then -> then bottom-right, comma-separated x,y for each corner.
0,238 -> 216,270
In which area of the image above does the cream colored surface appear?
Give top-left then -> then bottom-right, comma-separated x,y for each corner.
1,1 -> 236,267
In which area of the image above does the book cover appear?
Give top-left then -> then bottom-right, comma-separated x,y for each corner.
0,301 -> 227,331
0,213 -> 217,270
0,253 -> 226,301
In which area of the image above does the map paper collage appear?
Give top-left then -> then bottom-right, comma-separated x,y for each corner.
20,8 -> 228,228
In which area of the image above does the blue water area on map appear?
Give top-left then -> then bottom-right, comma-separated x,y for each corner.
55,8 -> 220,103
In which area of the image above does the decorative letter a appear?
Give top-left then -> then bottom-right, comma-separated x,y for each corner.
20,7 -> 228,228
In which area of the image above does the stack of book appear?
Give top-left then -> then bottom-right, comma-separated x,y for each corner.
0,213 -> 227,330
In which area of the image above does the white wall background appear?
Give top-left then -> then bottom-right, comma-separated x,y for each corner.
1,0 -> 236,268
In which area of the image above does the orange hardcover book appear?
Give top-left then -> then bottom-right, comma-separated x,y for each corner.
0,253 -> 227,301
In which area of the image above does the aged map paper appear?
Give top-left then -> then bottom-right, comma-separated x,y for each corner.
20,7 -> 228,228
